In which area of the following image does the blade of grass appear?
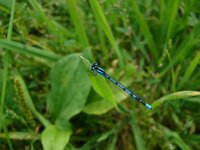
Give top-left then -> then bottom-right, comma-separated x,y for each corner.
178,50 -> 200,89
159,0 -> 180,43
108,133 -> 117,150
28,0 -> 72,38
159,23 -> 200,77
152,91 -> 200,108
0,131 -> 39,140
164,127 -> 191,150
0,1 -> 16,149
96,17 -> 107,56
89,0 -> 124,68
130,110 -> 145,150
0,0 -> 15,129
165,48 -> 176,91
130,0 -> 158,61
183,134 -> 200,144
159,0 -> 164,23
0,39 -> 61,62
166,0 -> 180,41
2,127 -> 13,150
67,0 -> 93,61
67,0 -> 89,48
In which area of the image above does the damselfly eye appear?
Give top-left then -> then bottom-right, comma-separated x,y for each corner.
91,62 -> 98,71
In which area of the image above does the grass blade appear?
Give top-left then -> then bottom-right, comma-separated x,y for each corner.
164,127 -> 191,150
0,39 -> 61,62
67,0 -> 93,61
28,0 -> 72,37
0,131 -> 40,140
89,0 -> 124,67
0,1 -> 16,149
130,110 -> 145,150
159,23 -> 200,77
152,91 -> 200,108
179,50 -> 200,89
166,0 -> 180,41
0,0 -> 16,122
130,0 -> 158,61
67,0 -> 89,47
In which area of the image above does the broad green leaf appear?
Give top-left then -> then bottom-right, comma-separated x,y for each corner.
152,91 -> 200,108
83,78 -> 130,115
48,54 -> 90,124
41,125 -> 72,150
79,55 -> 91,70
83,88 -> 127,115
89,74 -> 117,108
83,95 -> 114,115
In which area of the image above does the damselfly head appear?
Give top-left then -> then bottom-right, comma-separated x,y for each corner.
91,62 -> 98,71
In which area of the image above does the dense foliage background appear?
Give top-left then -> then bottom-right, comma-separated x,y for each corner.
0,0 -> 200,149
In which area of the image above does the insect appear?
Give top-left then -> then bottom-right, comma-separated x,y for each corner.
91,62 -> 152,109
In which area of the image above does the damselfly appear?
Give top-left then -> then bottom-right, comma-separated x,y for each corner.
91,63 -> 152,109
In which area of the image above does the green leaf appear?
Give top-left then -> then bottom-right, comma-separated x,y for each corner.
48,54 -> 91,124
152,91 -> 200,108
83,78 -> 129,115
41,125 -> 72,150
88,74 -> 117,108
79,55 -> 91,70
83,96 -> 114,115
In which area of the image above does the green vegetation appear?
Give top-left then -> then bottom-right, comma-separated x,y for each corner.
0,0 -> 200,149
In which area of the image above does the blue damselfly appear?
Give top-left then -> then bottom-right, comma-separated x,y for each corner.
91,63 -> 152,109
